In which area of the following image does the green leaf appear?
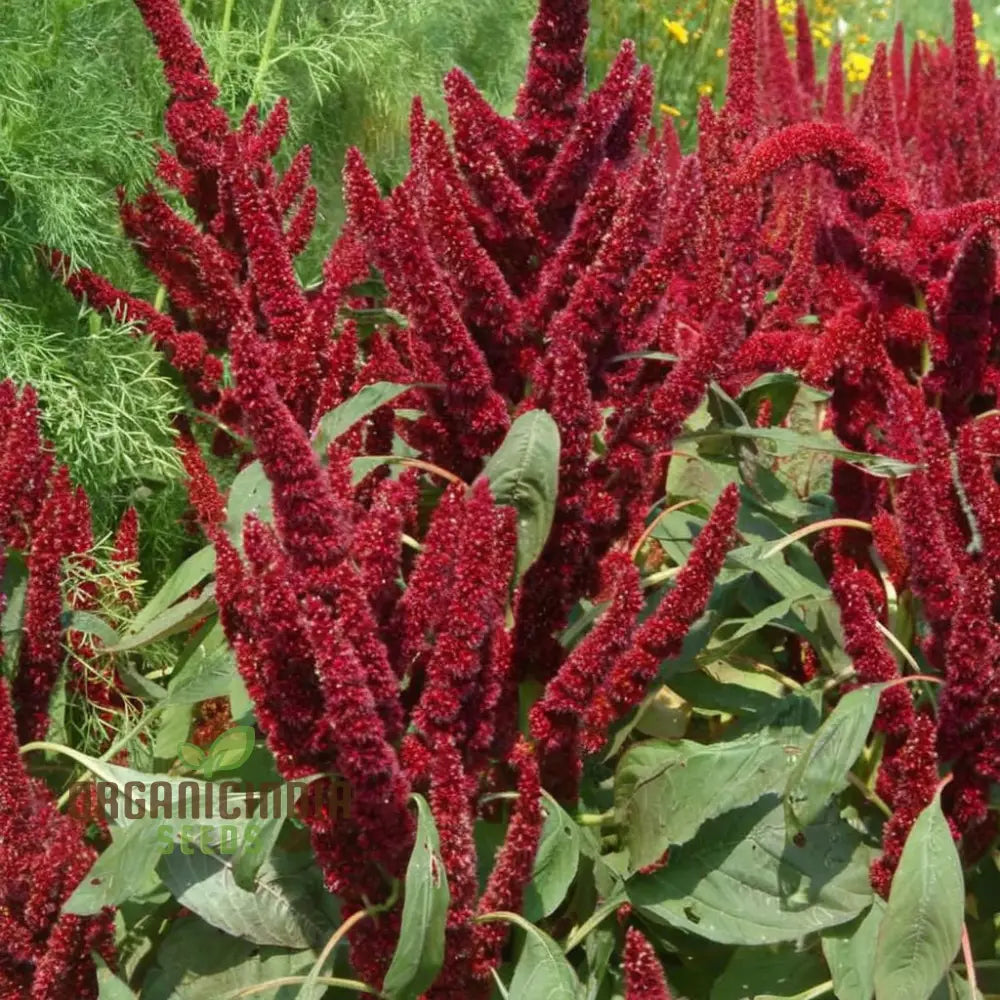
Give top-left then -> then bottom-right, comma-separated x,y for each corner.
614,735 -> 803,872
710,945 -> 829,1000
874,793 -> 964,1000
678,426 -> 921,478
65,610 -> 121,648
822,900 -> 886,1000
523,792 -> 580,920
204,725 -> 256,777
225,461 -> 273,545
126,546 -> 215,636
115,660 -> 169,701
382,795 -> 450,1000
178,743 -> 207,769
311,381 -> 413,454
629,797 -> 875,944
167,632 -> 237,706
785,683 -> 888,835
64,821 -> 167,913
159,851 -> 335,950
142,917 -> 322,1000
478,410 -> 560,582
491,913 -> 579,1000
105,585 -> 216,653
95,954 -> 138,999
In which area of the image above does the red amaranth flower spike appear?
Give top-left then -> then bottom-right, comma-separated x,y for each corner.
14,467 -> 81,743
580,484 -> 740,751
473,740 -> 543,974
870,713 -> 941,896
795,2 -> 817,102
0,680 -> 115,999
177,433 -> 227,532
623,927 -> 673,1000
530,551 -> 642,799
514,0 -> 590,187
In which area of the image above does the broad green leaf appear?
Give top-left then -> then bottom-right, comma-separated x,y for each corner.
115,660 -> 168,701
168,647 -> 236,705
823,900 -> 886,1000
105,584 -> 216,653
785,684 -> 888,835
478,410 -> 560,582
142,917 -> 322,1000
614,735 -> 803,871
710,945 -> 829,1000
178,743 -> 207,769
523,792 -> 580,920
64,821 -> 167,913
95,954 -> 138,999
66,610 -> 121,648
311,381 -> 413,454
159,850 -> 335,950
678,426 -> 920,478
225,461 -> 272,545
382,794 -> 450,999
488,913 -> 579,1000
204,725 -> 256,777
874,793 -> 964,1000
126,546 -> 215,635
629,796 -> 875,944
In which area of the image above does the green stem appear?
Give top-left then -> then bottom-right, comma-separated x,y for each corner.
575,809 -> 614,827
846,771 -> 891,818
248,0 -> 285,110
562,897 -> 624,953
224,977 -> 380,998
217,0 -> 236,81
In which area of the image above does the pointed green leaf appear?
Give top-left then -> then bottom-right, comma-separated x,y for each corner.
382,794 -> 450,1000
785,683 -> 889,835
629,797 -> 875,944
501,913 -> 579,1000
615,735 -> 803,872
311,381 -> 413,454
64,821 -> 167,913
823,900 -> 885,1000
874,793 -> 964,1000
523,792 -> 580,920
478,409 -> 560,582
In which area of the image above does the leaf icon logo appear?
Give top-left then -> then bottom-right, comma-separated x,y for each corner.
177,725 -> 255,779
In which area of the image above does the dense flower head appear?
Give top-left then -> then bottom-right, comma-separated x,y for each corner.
623,927 -> 673,1000
0,681 -> 115,999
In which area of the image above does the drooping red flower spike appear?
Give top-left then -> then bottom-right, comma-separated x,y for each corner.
623,927 -> 673,1000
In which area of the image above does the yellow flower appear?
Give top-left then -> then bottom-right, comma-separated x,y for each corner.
855,32 -> 870,45
663,19 -> 690,44
698,82 -> 713,95
844,51 -> 873,83
659,102 -> 682,117
716,46 -> 726,58
973,11 -> 982,26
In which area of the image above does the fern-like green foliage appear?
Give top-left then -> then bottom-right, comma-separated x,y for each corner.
0,0 -> 537,583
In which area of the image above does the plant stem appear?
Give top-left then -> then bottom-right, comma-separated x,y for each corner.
575,809 -> 614,827
248,0 -> 284,110
846,771 -> 892,818
961,923 -> 979,999
217,0 -> 236,81
563,897 -> 625,953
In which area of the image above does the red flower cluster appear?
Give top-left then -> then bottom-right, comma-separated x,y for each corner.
0,680 -> 116,999
0,382 -> 104,742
